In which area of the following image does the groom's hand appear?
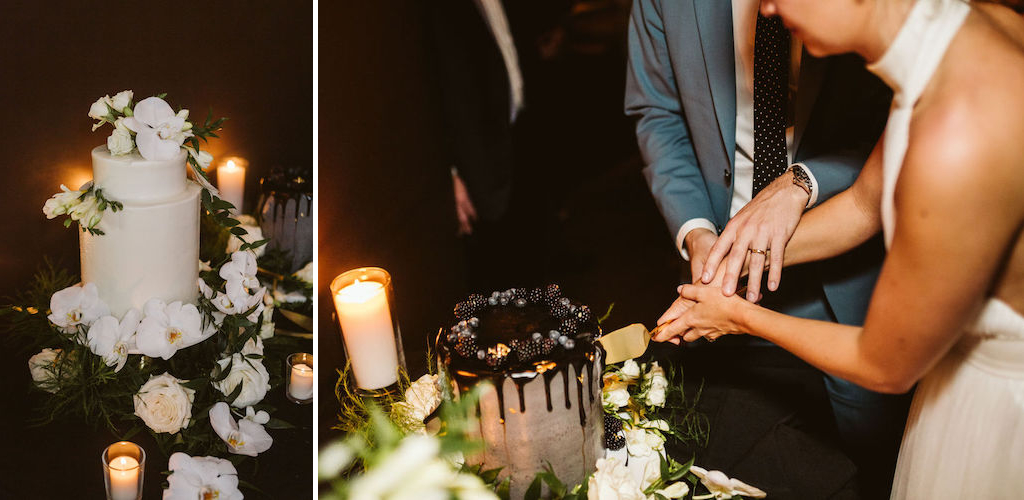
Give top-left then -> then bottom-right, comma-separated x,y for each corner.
701,171 -> 809,300
684,228 -> 718,283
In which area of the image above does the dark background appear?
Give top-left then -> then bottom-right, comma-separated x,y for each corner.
0,1 -> 313,498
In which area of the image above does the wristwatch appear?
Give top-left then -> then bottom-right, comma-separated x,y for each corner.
788,165 -> 813,199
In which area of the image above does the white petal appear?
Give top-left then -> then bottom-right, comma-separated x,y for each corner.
132,96 -> 175,126
134,128 -> 181,161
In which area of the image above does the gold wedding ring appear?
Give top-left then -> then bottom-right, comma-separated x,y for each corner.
749,248 -> 768,256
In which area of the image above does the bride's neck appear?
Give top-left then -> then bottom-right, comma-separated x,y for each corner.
857,0 -> 917,63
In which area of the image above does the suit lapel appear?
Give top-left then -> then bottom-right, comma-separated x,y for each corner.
693,0 -> 736,169
793,50 -> 826,157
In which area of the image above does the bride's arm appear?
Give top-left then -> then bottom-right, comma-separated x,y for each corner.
671,125 -> 1024,392
778,137 -> 885,268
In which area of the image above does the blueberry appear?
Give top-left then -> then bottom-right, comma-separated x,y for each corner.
548,330 -> 561,340
532,332 -> 543,341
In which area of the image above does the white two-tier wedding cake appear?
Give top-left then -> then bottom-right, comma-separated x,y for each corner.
80,146 -> 201,317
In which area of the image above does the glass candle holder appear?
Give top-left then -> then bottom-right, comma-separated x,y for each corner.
287,352 -> 314,404
331,267 -> 406,392
102,441 -> 145,500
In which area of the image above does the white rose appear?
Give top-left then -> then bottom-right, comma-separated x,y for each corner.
620,359 -> 641,380
624,426 -> 664,458
587,457 -> 646,500
645,385 -> 666,407
133,372 -> 195,434
293,261 -> 316,285
273,288 -> 307,304
213,353 -> 271,408
42,184 -> 83,219
185,146 -> 213,170
241,336 -> 264,356
88,96 -> 111,120
164,452 -> 243,500
28,348 -> 62,393
644,361 -> 668,390
109,90 -> 133,112
107,127 -> 134,156
602,379 -> 631,409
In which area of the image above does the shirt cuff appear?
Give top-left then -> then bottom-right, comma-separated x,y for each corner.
791,163 -> 818,208
675,218 -> 718,261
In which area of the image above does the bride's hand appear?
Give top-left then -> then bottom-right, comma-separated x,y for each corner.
659,284 -> 752,343
653,289 -> 695,345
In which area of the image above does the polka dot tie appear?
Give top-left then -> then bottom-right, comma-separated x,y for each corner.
752,13 -> 790,195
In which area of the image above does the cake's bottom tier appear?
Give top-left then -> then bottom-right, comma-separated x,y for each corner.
464,359 -> 604,499
81,182 -> 201,317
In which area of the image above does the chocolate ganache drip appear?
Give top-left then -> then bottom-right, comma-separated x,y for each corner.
438,285 -> 602,426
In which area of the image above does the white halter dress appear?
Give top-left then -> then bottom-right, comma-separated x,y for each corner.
867,1 -> 1024,498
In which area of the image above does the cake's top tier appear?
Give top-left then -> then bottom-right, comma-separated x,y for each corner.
440,285 -> 600,376
91,146 -> 188,204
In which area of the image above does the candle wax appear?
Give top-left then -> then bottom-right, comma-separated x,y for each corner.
289,362 -> 314,400
334,280 -> 399,389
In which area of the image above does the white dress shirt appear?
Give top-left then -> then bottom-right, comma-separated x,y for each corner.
473,0 -> 524,123
676,0 -> 819,259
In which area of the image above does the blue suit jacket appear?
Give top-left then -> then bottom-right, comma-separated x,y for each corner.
625,0 -> 889,326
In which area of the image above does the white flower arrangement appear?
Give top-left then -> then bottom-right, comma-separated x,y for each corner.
47,282 -> 110,333
86,309 -> 142,372
164,452 -> 243,500
27,348 -> 64,394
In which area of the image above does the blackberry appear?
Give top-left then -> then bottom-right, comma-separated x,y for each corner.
454,337 -> 478,358
540,338 -> 557,354
561,318 -> 580,335
576,305 -> 593,323
526,287 -> 544,303
551,304 -> 571,319
605,432 -> 626,451
484,351 -> 507,368
454,301 -> 473,320
545,284 -> 562,302
604,414 -> 623,435
513,339 -> 544,362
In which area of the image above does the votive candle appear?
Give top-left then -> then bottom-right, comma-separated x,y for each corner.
102,441 -> 144,500
287,353 -> 314,403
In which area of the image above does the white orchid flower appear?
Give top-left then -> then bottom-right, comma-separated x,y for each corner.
86,308 -> 141,372
122,97 -> 193,161
42,184 -> 83,219
47,283 -> 110,334
690,466 -> 767,499
197,277 -> 215,300
656,481 -> 691,499
272,288 -> 307,304
220,251 -> 259,285
208,402 -> 273,457
136,299 -> 203,359
163,452 -> 242,500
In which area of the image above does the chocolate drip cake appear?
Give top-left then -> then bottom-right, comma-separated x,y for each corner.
437,285 -> 604,497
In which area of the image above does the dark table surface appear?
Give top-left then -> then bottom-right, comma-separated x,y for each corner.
0,338 -> 314,500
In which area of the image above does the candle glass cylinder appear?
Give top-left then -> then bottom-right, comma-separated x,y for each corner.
331,267 -> 406,394
101,441 -> 145,500
216,157 -> 247,214
287,352 -> 314,404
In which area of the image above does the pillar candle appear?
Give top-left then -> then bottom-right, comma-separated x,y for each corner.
334,280 -> 399,389
217,159 -> 246,213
